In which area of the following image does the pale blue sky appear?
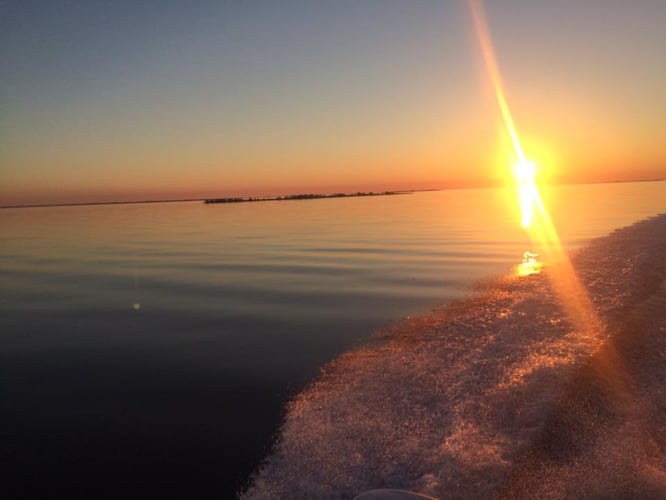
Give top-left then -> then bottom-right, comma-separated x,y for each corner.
2,1 -> 664,205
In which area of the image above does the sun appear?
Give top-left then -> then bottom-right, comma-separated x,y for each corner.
514,158 -> 538,228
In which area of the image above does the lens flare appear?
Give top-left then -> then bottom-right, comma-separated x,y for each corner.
469,0 -> 580,280
468,0 -> 541,230
469,0 -> 599,328
469,0 -> 635,412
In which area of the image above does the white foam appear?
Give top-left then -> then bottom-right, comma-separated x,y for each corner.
242,214 -> 666,499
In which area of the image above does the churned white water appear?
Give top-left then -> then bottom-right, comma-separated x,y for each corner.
243,214 -> 666,499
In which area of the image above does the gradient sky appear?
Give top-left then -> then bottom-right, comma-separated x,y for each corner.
2,0 -> 665,205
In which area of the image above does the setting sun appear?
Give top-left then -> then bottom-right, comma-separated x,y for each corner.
514,158 -> 537,228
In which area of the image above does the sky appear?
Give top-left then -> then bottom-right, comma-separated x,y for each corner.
1,0 -> 665,206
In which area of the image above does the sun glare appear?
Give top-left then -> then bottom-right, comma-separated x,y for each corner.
469,0 -> 614,357
469,0 -> 637,423
514,158 -> 537,228
517,250 -> 542,276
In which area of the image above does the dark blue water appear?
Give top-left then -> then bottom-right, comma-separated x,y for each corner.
1,182 -> 663,498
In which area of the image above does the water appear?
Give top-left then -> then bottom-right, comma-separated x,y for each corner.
244,213 -> 666,499
1,181 -> 663,497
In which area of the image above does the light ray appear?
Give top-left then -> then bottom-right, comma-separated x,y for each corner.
468,0 -> 634,407
469,0 -> 538,228
468,0 -> 594,323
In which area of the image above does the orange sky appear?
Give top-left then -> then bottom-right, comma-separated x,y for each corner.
2,1 -> 664,206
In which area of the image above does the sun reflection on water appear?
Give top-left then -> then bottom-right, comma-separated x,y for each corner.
516,251 -> 542,277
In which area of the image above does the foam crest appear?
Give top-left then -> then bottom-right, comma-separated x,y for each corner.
242,214 -> 666,499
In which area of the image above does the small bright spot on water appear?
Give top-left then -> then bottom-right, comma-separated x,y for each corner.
516,251 -> 542,277
133,303 -> 141,311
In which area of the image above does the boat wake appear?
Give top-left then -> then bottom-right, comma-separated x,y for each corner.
241,214 -> 666,499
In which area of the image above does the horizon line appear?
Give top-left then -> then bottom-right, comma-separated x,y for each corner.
1,178 -> 663,210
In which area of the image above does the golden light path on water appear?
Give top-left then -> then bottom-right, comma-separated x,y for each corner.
469,0 -> 634,405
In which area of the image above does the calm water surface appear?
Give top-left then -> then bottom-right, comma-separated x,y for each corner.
1,182 -> 664,497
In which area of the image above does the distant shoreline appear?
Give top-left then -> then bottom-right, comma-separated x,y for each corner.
1,178 -> 663,210
0,198 -> 206,210
0,190 -> 418,210
203,190 -> 409,204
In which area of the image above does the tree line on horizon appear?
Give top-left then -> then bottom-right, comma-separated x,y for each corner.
204,191 -> 405,204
